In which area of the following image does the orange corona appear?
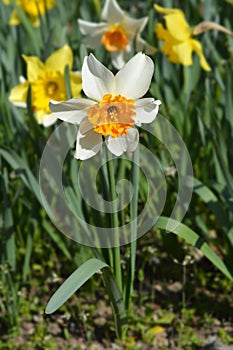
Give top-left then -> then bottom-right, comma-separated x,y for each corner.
101,25 -> 128,51
87,94 -> 136,138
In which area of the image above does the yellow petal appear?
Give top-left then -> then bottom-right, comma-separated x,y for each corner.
8,10 -> 20,26
35,109 -> 57,127
31,17 -> 41,27
172,41 -> 193,66
154,4 -> 180,15
70,72 -> 82,98
44,0 -> 57,10
22,55 -> 45,82
34,109 -> 46,123
9,81 -> 29,105
191,39 -> 211,71
155,24 -> 180,63
154,5 -> 191,41
45,45 -> 73,74
165,12 -> 191,41
155,23 -> 168,40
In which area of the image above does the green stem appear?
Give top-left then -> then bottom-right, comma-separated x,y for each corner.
105,147 -> 122,292
118,158 -> 126,227
99,149 -> 114,267
182,263 -> 187,314
102,268 -> 127,339
125,145 -> 140,311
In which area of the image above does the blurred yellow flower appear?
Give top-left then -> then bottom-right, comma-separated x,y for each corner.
9,45 -> 82,127
3,0 -> 57,26
154,4 -> 211,71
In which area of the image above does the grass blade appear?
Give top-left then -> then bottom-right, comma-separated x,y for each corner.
45,258 -> 108,314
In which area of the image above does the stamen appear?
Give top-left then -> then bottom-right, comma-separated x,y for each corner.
107,106 -> 119,121
88,94 -> 136,138
47,82 -> 58,96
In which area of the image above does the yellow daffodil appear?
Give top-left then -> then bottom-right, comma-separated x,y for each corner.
154,4 -> 211,71
9,45 -> 82,127
3,0 -> 56,26
50,53 -> 161,160
78,0 -> 156,69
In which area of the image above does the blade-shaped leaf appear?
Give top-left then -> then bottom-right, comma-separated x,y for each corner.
1,168 -> 15,271
102,265 -> 127,338
193,178 -> 229,228
45,258 -> 108,314
0,147 -> 41,205
155,217 -> 233,281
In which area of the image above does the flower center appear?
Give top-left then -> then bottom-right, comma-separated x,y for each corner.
87,94 -> 136,138
47,81 -> 58,96
101,25 -> 128,52
31,71 -> 66,116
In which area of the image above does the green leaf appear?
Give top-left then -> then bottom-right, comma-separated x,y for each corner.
155,312 -> 176,325
102,263 -> 127,338
155,217 -> 233,281
1,168 -> 15,271
64,65 -> 72,99
10,0 -> 41,55
193,178 -> 229,228
42,220 -> 72,261
45,258 -> 108,314
0,147 -> 42,205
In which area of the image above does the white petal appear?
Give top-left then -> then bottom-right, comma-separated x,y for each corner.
111,51 -> 126,70
135,99 -> 161,125
123,17 -> 148,40
82,54 -> 115,101
78,20 -> 107,49
106,128 -> 139,156
75,118 -> 102,160
11,101 -> 27,108
49,98 -> 96,124
41,113 -> 57,127
136,35 -> 157,55
82,31 -> 106,49
102,0 -> 125,23
124,128 -> 139,152
19,75 -> 26,83
115,52 -> 154,100
78,19 -> 107,35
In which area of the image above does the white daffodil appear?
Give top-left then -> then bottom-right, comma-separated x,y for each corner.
49,52 -> 161,160
78,0 -> 156,69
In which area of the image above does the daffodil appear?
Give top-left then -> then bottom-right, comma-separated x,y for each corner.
78,0 -> 156,69
3,0 -> 57,26
9,45 -> 82,127
154,4 -> 211,71
49,53 -> 161,160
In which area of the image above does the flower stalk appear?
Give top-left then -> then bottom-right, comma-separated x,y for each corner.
125,144 -> 140,311
106,148 -> 122,292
